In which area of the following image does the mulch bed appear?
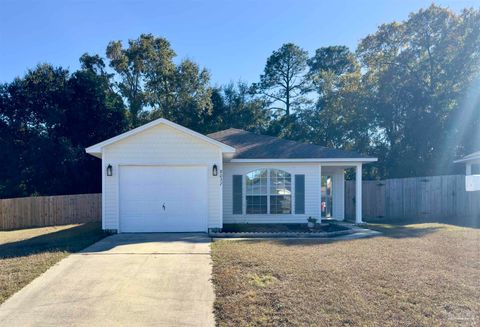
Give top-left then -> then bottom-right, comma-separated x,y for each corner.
221,223 -> 349,233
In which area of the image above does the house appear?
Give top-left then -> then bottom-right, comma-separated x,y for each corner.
86,118 -> 377,233
454,151 -> 480,191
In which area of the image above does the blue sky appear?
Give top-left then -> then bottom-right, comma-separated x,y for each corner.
1,0 -> 478,85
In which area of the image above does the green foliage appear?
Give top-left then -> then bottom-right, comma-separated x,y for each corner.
300,46 -> 372,150
148,58 -> 213,132
357,5 -> 480,177
205,82 -> 270,134
252,43 -> 310,116
1,5 -> 479,197
106,35 -> 155,126
0,63 -> 128,197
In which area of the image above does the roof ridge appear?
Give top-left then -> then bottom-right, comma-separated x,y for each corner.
233,129 -> 333,150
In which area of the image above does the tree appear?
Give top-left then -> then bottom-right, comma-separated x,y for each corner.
64,57 -> 128,193
106,34 -> 214,131
145,59 -> 213,132
301,46 -> 370,148
106,34 -> 173,125
0,62 -> 128,197
357,5 -> 480,177
253,43 -> 309,116
205,82 -> 270,134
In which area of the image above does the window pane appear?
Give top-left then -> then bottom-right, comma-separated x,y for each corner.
270,169 -> 291,195
246,169 -> 267,195
270,195 -> 292,214
246,196 -> 268,214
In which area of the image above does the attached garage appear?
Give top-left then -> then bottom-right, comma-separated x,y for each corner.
119,166 -> 208,232
86,118 -> 236,233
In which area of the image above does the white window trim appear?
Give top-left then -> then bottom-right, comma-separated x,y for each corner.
245,168 -> 292,215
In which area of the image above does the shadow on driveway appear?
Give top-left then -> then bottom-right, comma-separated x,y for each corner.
82,232 -> 212,254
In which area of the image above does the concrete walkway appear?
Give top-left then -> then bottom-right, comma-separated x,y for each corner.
0,233 -> 215,327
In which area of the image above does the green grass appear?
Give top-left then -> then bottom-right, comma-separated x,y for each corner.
212,222 -> 480,326
222,223 -> 348,233
0,223 -> 107,304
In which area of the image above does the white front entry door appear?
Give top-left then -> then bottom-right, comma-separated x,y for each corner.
119,166 -> 208,232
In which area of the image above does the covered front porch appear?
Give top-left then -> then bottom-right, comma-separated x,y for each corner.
320,163 -> 364,224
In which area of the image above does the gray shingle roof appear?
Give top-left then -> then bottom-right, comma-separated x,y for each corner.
207,128 -> 373,160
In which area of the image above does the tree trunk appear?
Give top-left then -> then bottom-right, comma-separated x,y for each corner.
286,91 -> 290,116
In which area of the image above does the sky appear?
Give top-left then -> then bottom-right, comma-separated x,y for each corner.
1,0 -> 478,85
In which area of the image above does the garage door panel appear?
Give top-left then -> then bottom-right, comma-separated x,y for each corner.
119,166 -> 207,232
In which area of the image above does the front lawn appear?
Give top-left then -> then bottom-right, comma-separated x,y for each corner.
211,223 -> 480,326
0,223 -> 107,304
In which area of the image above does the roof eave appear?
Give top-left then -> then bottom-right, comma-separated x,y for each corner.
454,157 -> 480,164
228,158 -> 378,163
85,148 -> 102,158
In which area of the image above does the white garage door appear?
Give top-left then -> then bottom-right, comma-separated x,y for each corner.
119,166 -> 208,232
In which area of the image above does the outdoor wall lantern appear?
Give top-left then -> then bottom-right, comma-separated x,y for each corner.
212,164 -> 218,176
106,164 -> 113,176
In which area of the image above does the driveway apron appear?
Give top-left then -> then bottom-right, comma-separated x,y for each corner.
0,233 -> 215,327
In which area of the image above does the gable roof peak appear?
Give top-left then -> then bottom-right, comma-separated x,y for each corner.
85,117 -> 235,158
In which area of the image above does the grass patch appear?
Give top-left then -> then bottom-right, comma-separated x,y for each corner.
0,222 -> 107,304
222,223 -> 348,233
212,223 -> 480,326
249,273 -> 278,288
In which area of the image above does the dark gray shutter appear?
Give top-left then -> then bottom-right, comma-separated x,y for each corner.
233,175 -> 243,214
295,175 -> 305,214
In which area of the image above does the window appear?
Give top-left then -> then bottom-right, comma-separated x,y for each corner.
245,169 -> 291,214
246,169 -> 268,214
270,169 -> 291,214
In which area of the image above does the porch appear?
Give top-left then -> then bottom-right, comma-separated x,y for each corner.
321,163 -> 363,224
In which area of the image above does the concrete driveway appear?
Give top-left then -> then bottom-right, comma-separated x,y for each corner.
0,233 -> 215,327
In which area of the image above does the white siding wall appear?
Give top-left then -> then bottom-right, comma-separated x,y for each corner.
102,124 -> 223,231
223,162 -> 322,224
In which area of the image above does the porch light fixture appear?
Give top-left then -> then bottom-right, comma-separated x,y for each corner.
106,164 -> 113,176
212,164 -> 218,176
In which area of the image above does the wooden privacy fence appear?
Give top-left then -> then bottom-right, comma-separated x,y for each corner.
0,193 -> 101,230
345,175 -> 480,223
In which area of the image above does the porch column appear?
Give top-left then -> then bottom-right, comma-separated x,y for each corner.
318,164 -> 322,222
466,163 -> 472,175
355,163 -> 363,224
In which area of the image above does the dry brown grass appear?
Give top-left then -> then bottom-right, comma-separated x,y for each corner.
0,223 -> 106,304
211,223 -> 480,326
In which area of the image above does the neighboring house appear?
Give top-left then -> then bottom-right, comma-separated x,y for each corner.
86,118 -> 377,233
454,151 -> 480,191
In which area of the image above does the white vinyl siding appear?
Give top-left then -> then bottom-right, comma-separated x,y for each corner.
102,123 -> 223,231
223,162 -> 322,224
